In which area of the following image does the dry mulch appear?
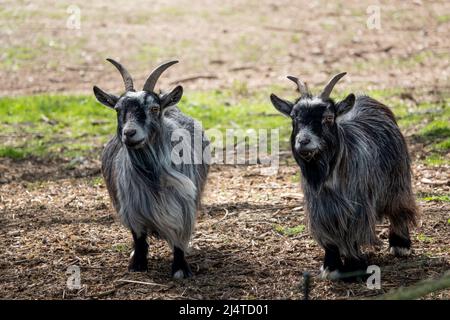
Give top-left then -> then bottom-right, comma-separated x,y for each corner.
0,156 -> 448,300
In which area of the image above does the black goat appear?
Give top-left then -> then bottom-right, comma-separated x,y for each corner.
270,73 -> 417,280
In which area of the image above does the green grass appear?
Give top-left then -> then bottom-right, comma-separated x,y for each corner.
437,14 -> 450,24
89,176 -> 104,187
335,90 -> 449,166
0,146 -> 27,159
420,195 -> 450,202
274,224 -> 305,236
424,154 -> 448,166
435,138 -> 450,151
0,45 -> 37,70
416,233 -> 434,243
23,180 -> 49,191
396,97 -> 450,165
0,90 -> 289,159
185,89 -> 288,134
0,89 -> 448,164
291,172 -> 300,183
0,36 -> 87,71
112,243 -> 129,253
418,114 -> 450,166
0,95 -> 114,159
419,120 -> 450,139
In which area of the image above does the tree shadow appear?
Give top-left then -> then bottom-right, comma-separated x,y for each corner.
202,201 -> 302,217
0,156 -> 100,185
124,244 -> 257,299
324,251 -> 450,299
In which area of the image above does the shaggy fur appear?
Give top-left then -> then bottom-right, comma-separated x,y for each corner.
301,96 -> 417,257
93,60 -> 209,278
271,77 -> 417,279
102,106 -> 209,251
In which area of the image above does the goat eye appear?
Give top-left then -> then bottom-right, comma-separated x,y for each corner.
323,115 -> 334,124
150,106 -> 160,113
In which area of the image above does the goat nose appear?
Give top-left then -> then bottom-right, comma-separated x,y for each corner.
124,128 -> 136,138
299,138 -> 311,146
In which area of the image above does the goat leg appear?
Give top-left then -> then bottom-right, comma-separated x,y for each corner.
320,245 -> 343,280
128,231 -> 148,272
388,216 -> 412,257
337,242 -> 368,282
341,256 -> 369,283
171,246 -> 192,279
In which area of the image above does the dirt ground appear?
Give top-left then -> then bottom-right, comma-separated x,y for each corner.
0,151 -> 449,300
0,0 -> 449,299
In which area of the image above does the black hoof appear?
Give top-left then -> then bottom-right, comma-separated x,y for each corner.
341,258 -> 368,283
389,246 -> 411,257
128,253 -> 148,272
389,233 -> 411,257
341,272 -> 369,283
172,246 -> 193,279
171,261 -> 193,279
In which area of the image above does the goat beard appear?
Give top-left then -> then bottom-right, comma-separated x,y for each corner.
299,149 -> 319,162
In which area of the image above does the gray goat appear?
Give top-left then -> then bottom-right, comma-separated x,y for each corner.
270,73 -> 417,281
93,59 -> 209,278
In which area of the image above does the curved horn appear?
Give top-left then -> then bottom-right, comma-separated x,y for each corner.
287,75 -> 310,96
142,60 -> 179,92
106,58 -> 134,92
320,72 -> 347,100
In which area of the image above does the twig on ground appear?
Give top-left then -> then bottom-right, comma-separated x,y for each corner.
88,282 -> 128,299
263,25 -> 310,34
114,279 -> 170,288
170,74 -> 218,84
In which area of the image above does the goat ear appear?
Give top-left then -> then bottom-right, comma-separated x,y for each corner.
160,85 -> 183,109
270,94 -> 294,117
93,86 -> 118,108
336,93 -> 355,116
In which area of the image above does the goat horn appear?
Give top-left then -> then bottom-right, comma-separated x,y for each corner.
287,75 -> 310,96
142,60 -> 179,92
320,72 -> 347,100
106,58 -> 134,92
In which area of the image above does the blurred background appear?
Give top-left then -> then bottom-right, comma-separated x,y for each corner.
1,0 -> 449,94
